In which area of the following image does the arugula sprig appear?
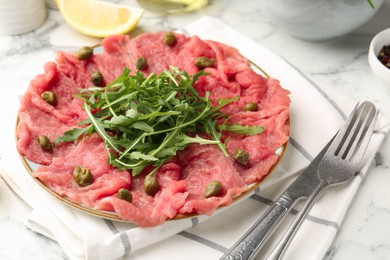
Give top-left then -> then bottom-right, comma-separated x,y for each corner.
367,0 -> 374,8
56,67 -> 264,176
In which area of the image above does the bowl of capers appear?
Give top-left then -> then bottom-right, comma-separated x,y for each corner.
368,28 -> 390,86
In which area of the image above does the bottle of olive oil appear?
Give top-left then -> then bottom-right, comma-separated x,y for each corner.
137,0 -> 208,14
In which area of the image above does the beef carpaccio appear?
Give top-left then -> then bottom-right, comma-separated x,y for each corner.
16,32 -> 290,227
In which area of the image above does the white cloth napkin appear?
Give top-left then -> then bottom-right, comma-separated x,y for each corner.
0,17 -> 389,260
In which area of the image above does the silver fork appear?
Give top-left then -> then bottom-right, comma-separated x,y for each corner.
266,101 -> 378,260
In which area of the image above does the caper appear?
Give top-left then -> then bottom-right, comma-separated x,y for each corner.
234,148 -> 250,166
144,175 -> 159,196
164,32 -> 176,46
136,57 -> 147,70
118,188 -> 133,202
41,91 -> 56,106
77,46 -> 93,60
204,180 -> 222,198
38,135 -> 53,152
194,56 -> 215,69
91,71 -> 103,86
244,102 -> 258,112
73,166 -> 93,187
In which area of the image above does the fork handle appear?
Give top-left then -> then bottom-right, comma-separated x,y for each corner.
266,181 -> 328,260
220,195 -> 295,260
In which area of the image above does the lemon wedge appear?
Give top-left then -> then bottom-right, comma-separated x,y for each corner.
56,0 -> 144,38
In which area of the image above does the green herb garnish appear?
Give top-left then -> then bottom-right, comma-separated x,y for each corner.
56,67 -> 264,176
367,0 -> 374,8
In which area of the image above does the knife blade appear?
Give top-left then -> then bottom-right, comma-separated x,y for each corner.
220,136 -> 335,260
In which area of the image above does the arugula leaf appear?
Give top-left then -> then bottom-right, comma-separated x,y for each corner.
218,124 -> 264,135
130,152 -> 159,161
109,115 -> 133,126
130,121 -> 154,133
367,0 -> 374,8
54,126 -> 93,145
56,67 -> 265,176
83,102 -> 121,153
205,118 -> 228,157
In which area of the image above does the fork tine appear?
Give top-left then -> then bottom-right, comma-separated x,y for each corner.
328,102 -> 359,155
341,102 -> 374,160
348,104 -> 378,163
329,101 -> 377,162
338,104 -> 366,158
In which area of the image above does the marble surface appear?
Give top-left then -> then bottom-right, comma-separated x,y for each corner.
1,0 -> 390,259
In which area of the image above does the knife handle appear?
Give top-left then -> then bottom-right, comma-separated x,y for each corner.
266,181 -> 327,260
220,195 -> 295,260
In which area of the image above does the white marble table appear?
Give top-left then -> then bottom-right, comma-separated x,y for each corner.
1,0 -> 390,259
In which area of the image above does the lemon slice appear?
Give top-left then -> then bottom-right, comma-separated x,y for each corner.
56,0 -> 144,38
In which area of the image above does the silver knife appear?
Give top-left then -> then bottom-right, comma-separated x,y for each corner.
220,137 -> 334,260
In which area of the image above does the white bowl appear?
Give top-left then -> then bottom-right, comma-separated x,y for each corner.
261,0 -> 384,41
368,28 -> 390,86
